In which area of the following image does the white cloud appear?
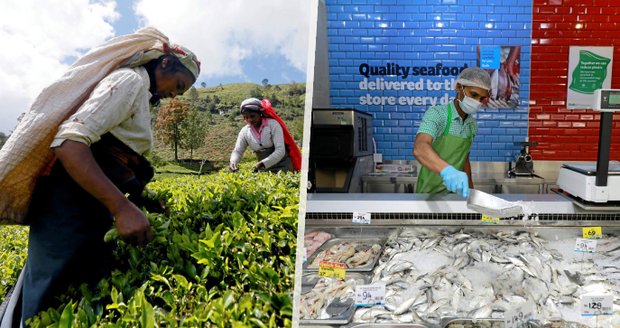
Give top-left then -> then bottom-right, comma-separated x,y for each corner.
0,0 -> 311,134
134,0 -> 310,81
0,0 -> 118,133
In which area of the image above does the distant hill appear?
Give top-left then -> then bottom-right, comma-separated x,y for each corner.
150,82 -> 305,169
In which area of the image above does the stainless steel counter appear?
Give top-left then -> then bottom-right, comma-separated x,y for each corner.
305,193 -> 620,226
307,193 -> 569,213
361,161 -> 567,194
361,174 -> 553,194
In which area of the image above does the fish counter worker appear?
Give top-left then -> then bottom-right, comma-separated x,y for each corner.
413,67 -> 491,198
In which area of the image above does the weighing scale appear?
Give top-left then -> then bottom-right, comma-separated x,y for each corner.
557,89 -> 620,206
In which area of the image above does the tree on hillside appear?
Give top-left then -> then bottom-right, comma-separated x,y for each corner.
270,94 -> 281,107
250,86 -> 263,99
155,98 -> 190,161
200,82 -> 206,88
287,82 -> 305,96
188,86 -> 199,102
207,103 -> 218,114
187,86 -> 205,111
261,78 -> 269,88
180,108 -> 208,161
292,95 -> 305,109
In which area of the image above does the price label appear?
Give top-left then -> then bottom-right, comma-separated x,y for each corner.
318,261 -> 347,280
504,300 -> 535,328
580,295 -> 613,316
582,227 -> 603,239
481,214 -> 499,224
352,212 -> 371,225
355,283 -> 386,306
575,238 -> 597,253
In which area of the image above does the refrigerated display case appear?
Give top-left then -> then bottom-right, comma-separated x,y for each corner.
299,193 -> 620,328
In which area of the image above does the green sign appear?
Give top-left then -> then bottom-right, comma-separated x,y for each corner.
569,50 -> 611,94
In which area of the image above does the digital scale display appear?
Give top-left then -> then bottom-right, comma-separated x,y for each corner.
594,89 -> 620,111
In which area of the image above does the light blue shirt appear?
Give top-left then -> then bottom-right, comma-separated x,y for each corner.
416,101 -> 477,140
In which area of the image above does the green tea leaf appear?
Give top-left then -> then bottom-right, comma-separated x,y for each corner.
58,303 -> 74,328
172,274 -> 189,290
140,299 -> 155,328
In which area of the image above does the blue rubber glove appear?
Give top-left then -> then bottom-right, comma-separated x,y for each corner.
440,165 -> 469,198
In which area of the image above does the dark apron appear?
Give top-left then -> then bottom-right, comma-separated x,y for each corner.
416,102 -> 473,194
17,133 -> 156,325
20,161 -> 114,324
254,146 -> 293,172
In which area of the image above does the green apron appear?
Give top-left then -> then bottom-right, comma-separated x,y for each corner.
416,102 -> 473,194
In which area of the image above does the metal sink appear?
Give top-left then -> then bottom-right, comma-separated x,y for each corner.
497,176 -> 546,194
362,174 -> 416,193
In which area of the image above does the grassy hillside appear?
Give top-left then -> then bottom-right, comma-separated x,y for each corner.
150,82 -> 305,170
0,82 -> 305,170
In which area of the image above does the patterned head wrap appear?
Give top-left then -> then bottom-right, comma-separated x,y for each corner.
123,37 -> 201,80
240,98 -> 263,114
163,43 -> 201,80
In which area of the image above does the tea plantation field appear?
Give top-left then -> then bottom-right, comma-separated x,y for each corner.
0,167 -> 299,327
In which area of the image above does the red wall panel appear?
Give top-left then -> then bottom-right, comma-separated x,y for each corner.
530,0 -> 620,161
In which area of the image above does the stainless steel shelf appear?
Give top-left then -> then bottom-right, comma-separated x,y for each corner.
361,174 -> 556,194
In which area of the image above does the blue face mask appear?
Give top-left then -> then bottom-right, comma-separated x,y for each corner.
458,86 -> 482,114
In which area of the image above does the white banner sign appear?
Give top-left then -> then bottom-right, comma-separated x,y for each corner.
567,46 -> 613,109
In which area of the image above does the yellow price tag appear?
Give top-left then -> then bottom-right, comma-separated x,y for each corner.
583,227 -> 603,239
481,214 -> 500,224
318,261 -> 347,280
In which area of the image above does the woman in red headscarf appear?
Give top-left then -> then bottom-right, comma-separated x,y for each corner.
229,98 -> 301,173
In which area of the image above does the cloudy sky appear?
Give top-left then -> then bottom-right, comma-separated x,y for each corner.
0,0 -> 312,134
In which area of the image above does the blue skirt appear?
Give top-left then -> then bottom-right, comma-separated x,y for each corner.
20,163 -> 114,323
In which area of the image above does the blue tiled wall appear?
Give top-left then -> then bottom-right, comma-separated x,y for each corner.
326,0 -> 532,162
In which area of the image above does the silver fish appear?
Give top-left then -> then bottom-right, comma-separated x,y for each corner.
358,307 -> 393,321
393,295 -> 418,315
452,255 -> 470,269
427,298 -> 449,313
469,304 -> 492,319
386,260 -> 415,275
468,249 -> 482,262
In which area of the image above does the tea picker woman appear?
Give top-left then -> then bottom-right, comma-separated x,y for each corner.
229,98 -> 301,173
0,27 -> 200,326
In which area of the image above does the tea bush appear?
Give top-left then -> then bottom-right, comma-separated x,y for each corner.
0,225 -> 28,303
1,168 -> 299,327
